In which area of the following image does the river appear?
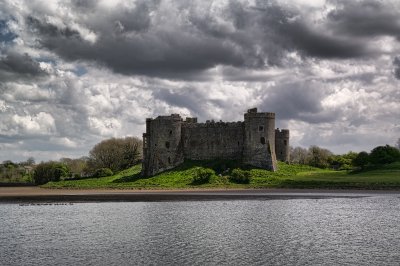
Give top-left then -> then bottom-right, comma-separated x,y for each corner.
1,195 -> 400,265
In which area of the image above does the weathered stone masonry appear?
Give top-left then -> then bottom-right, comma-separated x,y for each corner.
142,108 -> 289,176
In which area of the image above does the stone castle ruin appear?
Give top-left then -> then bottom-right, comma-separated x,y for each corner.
142,108 -> 289,176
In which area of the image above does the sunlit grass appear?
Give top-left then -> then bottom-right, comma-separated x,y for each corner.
43,161 -> 400,190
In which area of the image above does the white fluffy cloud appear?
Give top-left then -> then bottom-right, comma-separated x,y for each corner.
0,0 -> 399,162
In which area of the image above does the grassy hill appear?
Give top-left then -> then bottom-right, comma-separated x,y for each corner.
42,160 -> 400,190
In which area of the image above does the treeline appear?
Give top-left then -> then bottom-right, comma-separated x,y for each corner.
23,137 -> 142,185
290,144 -> 400,170
0,158 -> 35,183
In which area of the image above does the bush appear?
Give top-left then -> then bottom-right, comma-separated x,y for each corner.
369,145 -> 400,165
192,167 -> 214,184
93,168 -> 113,178
352,151 -> 369,169
229,168 -> 251,184
33,162 -> 69,185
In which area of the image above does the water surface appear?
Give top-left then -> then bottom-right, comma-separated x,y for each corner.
1,195 -> 399,265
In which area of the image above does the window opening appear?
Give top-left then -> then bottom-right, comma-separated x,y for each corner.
260,137 -> 266,145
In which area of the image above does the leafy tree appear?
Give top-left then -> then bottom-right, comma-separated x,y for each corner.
329,152 -> 358,170
369,145 -> 400,165
88,137 -> 142,173
33,162 -> 69,185
352,151 -> 369,169
60,157 -> 88,177
307,146 -> 333,169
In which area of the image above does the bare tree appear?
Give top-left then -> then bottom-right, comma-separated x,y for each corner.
88,137 -> 142,172
290,146 -> 309,164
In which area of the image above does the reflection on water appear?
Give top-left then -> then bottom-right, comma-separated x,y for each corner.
1,196 -> 400,265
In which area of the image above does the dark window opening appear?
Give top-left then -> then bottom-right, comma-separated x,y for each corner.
155,143 -> 157,147
168,157 -> 171,164
169,130 -> 172,135
165,141 -> 170,149
283,140 -> 287,145
238,141 -> 240,146
260,137 -> 266,145
259,125 -> 264,131
281,152 -> 283,155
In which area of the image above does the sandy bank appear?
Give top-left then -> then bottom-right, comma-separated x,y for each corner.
1,187 -> 399,203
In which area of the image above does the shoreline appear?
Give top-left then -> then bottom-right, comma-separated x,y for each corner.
1,187 -> 399,203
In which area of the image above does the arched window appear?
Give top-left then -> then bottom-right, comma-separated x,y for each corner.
260,137 -> 266,145
165,141 -> 170,149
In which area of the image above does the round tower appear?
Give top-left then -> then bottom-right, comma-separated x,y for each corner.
243,108 -> 277,171
275,129 -> 290,163
142,114 -> 184,176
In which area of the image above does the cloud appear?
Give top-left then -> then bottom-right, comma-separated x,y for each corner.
7,0 -> 377,80
328,0 -> 400,38
393,56 -> 400,79
0,0 -> 399,162
0,52 -> 47,80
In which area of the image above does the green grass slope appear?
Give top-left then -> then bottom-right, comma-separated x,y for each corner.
43,161 -> 400,190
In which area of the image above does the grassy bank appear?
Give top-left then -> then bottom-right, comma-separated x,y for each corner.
42,160 -> 400,190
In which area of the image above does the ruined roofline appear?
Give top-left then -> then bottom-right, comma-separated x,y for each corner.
145,114 -> 183,121
275,128 -> 290,133
182,121 -> 244,128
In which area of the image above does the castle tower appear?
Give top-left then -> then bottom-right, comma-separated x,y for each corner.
142,114 -> 184,176
275,129 -> 290,162
243,108 -> 277,171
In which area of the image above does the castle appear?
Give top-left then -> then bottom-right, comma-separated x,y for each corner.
142,108 -> 289,176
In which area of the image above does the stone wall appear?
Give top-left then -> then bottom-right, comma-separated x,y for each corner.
243,110 -> 277,171
142,114 -> 184,177
182,121 -> 244,160
275,129 -> 290,162
142,108 -> 288,176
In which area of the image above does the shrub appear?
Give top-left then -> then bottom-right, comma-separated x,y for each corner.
192,167 -> 214,184
229,168 -> 251,184
93,168 -> 113,178
369,145 -> 400,165
352,151 -> 370,169
33,162 -> 69,185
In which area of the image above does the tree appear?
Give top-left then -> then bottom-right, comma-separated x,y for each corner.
369,145 -> 400,165
329,152 -> 358,170
290,146 -> 308,164
88,137 -> 142,173
32,162 -> 69,185
60,157 -> 88,177
307,146 -> 333,168
352,151 -> 369,170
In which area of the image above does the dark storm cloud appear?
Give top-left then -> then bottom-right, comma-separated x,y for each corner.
328,0 -> 400,38
21,1 -> 374,79
261,83 -> 339,124
393,57 -> 400,79
254,4 -> 366,59
0,52 -> 46,78
152,88 -> 209,119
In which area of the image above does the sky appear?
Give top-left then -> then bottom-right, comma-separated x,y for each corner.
0,0 -> 399,162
